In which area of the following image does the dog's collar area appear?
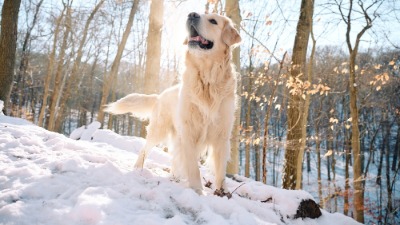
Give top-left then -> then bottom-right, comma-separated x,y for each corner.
188,25 -> 214,50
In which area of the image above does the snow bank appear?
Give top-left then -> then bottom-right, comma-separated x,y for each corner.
0,116 -> 361,225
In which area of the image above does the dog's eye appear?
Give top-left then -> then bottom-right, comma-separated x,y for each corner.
209,19 -> 218,25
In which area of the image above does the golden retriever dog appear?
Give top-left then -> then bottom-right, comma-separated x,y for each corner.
105,12 -> 241,194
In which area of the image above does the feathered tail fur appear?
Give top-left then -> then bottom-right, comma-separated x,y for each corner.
104,93 -> 158,119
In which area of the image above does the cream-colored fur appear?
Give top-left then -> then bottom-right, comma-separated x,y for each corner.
105,13 -> 241,193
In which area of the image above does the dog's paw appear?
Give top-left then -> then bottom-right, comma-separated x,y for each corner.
133,160 -> 144,169
194,188 -> 206,196
214,188 -> 232,199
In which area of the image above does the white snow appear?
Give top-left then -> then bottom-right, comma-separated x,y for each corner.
0,114 -> 361,225
0,100 -> 4,115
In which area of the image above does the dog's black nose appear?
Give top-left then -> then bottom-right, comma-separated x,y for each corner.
188,12 -> 200,19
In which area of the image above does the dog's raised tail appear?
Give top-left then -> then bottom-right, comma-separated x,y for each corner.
104,93 -> 158,119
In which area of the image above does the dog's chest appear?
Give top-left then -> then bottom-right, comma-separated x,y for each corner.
191,77 -> 233,121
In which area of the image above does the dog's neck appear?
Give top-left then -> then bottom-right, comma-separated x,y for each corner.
182,50 -> 237,121
184,50 -> 234,85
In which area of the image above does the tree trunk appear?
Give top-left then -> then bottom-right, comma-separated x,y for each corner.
343,96 -> 351,216
143,0 -> 163,95
244,92 -> 252,178
316,125 -> 323,206
254,133 -> 260,181
11,0 -> 44,118
340,0 -> 375,221
282,0 -> 314,190
139,0 -> 164,137
55,0 -> 105,130
0,0 -> 22,114
225,0 -> 241,176
244,23 -> 256,178
349,51 -> 364,223
392,126 -> 400,171
296,12 -> 316,189
384,113 -> 393,216
37,10 -> 65,127
107,81 -> 118,130
344,134 -> 351,216
47,4 -> 72,131
97,0 -> 140,125
262,54 -> 285,184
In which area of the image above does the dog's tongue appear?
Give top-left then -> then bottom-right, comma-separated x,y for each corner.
190,36 -> 209,45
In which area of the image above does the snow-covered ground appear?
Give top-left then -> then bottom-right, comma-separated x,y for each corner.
0,113 -> 361,225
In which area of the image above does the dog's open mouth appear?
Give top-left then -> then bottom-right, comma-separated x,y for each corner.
188,25 -> 214,50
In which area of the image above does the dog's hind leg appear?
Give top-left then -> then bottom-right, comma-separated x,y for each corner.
134,104 -> 172,169
134,140 -> 156,168
133,117 -> 162,169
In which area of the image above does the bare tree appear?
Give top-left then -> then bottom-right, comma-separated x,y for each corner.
295,3 -> 316,190
97,0 -> 140,125
37,7 -> 66,127
336,0 -> 383,222
11,0 -> 44,117
139,0 -> 164,137
143,0 -> 164,95
0,0 -> 22,114
282,0 -> 314,190
55,0 -> 105,130
47,1 -> 72,131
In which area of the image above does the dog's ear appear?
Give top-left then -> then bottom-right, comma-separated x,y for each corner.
183,38 -> 188,45
222,23 -> 241,47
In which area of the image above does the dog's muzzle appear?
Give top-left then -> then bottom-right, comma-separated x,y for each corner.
186,12 -> 214,50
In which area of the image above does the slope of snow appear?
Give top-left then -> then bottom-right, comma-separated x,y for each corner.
0,114 -> 361,225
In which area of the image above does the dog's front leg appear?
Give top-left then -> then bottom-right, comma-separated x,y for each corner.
210,139 -> 230,190
180,137 -> 203,194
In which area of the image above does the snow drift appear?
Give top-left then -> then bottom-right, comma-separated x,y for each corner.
0,110 -> 361,224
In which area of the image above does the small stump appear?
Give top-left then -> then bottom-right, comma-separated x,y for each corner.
294,199 -> 322,219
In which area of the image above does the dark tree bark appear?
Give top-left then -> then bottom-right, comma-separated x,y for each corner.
0,0 -> 22,114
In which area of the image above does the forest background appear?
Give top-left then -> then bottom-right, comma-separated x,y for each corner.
0,0 -> 399,224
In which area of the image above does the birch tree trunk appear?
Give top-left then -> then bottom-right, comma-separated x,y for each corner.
0,0 -> 22,114
282,0 -> 314,190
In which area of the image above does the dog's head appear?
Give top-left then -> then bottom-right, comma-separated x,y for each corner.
184,12 -> 241,58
